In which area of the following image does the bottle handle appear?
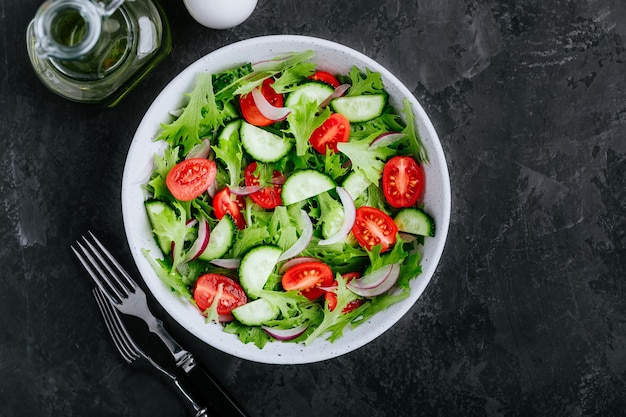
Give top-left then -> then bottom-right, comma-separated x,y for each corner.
100,0 -> 125,17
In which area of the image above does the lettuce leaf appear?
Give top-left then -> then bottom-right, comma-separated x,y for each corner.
203,283 -> 224,324
269,205 -> 300,251
345,66 -> 385,96
212,63 -> 253,97
270,61 -> 317,93
303,273 -> 363,345
401,98 -> 429,163
213,121 -> 244,187
226,50 -> 317,97
286,100 -> 330,156
223,321 -> 271,349
142,248 -> 191,299
147,146 -> 179,201
256,289 -> 309,319
231,225 -> 271,258
158,73 -> 225,155
336,136 -> 395,184
316,191 -> 344,239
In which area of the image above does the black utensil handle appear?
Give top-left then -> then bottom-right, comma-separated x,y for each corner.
184,363 -> 249,417
171,377 -> 212,417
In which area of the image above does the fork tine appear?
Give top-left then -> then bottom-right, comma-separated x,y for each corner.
71,242 -> 126,305
70,241 -> 128,304
79,232 -> 136,297
93,288 -> 140,364
86,231 -> 138,291
72,231 -> 138,304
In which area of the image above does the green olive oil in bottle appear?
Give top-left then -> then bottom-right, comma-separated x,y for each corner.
26,0 -> 171,106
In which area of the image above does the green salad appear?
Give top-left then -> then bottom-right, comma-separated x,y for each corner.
143,50 -> 435,348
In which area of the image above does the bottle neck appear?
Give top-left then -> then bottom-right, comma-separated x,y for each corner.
33,0 -> 124,60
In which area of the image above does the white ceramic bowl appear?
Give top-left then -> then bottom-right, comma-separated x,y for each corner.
122,35 -> 451,364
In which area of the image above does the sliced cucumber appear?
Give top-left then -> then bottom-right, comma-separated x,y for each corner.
145,200 -> 178,254
330,94 -> 387,122
341,170 -> 372,200
240,122 -> 292,162
285,82 -> 334,108
394,208 -> 435,237
239,245 -> 282,297
197,216 -> 236,261
281,170 -> 336,206
232,298 -> 279,326
217,118 -> 241,142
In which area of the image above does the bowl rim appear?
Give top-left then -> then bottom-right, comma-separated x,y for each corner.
121,34 -> 451,364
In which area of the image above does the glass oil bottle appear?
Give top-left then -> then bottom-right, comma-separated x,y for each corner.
26,0 -> 171,106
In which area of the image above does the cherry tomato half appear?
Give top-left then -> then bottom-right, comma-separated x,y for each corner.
382,155 -> 425,208
165,158 -> 216,201
308,71 -> 341,88
244,162 -> 283,209
309,113 -> 350,154
325,272 -> 365,313
282,261 -> 334,300
239,78 -> 284,127
213,187 -> 246,229
193,273 -> 247,316
351,206 -> 398,252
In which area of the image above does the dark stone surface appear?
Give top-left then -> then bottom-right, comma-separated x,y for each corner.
1,0 -> 625,416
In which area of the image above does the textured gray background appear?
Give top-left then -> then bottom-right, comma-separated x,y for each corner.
1,0 -> 625,416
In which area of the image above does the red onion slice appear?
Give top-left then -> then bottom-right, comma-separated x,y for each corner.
271,174 -> 287,185
262,323 -> 309,341
278,256 -> 322,274
207,180 -> 217,198
251,88 -> 291,121
398,232 -> 418,242
209,258 -> 241,269
347,263 -> 401,297
228,185 -> 262,196
348,263 -> 394,290
318,84 -> 351,109
133,141 -> 167,185
219,313 -> 235,323
251,56 -> 291,71
319,187 -> 356,245
277,210 -> 313,262
133,156 -> 155,185
186,138 -> 212,159
184,217 -> 210,262
370,132 -> 405,149
169,108 -> 183,118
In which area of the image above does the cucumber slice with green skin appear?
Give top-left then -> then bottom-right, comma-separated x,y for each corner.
330,94 -> 387,122
232,298 -> 279,326
394,208 -> 436,237
281,170 -> 336,206
285,82 -> 335,107
218,118 -> 241,142
341,170 -> 372,200
145,200 -> 178,254
240,122 -> 292,162
239,245 -> 283,297
197,216 -> 236,261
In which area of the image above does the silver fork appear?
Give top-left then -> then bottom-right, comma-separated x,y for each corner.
71,231 -> 195,369
93,287 -> 210,417
71,232 -> 249,417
